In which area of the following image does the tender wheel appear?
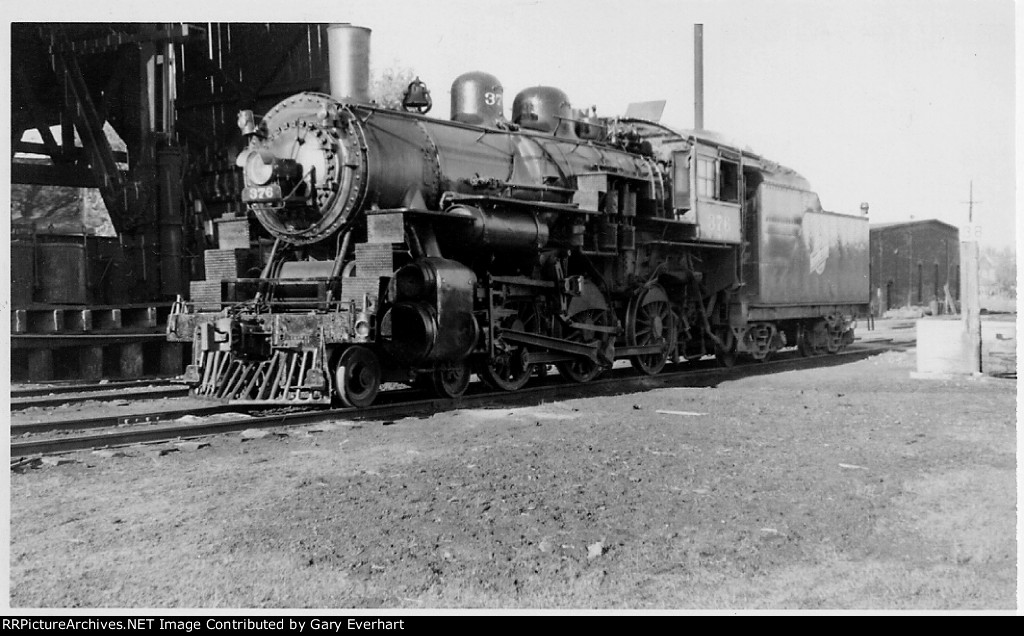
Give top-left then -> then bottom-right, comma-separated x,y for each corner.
714,327 -> 738,368
333,346 -> 381,407
824,315 -> 844,354
743,323 -> 775,363
627,285 -> 674,376
797,323 -> 812,357
556,308 -> 612,383
431,361 -> 471,398
798,320 -> 829,357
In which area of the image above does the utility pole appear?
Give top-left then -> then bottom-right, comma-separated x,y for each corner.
964,181 -> 981,223
960,181 -> 981,373
694,24 -> 704,132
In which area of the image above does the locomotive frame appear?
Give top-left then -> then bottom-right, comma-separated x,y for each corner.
167,25 -> 869,407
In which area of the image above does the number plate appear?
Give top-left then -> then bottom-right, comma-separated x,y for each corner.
696,202 -> 741,244
241,184 -> 282,203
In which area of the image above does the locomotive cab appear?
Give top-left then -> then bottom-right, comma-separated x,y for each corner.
646,129 -> 745,246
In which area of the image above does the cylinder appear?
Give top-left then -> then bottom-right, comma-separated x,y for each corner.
328,23 -> 371,104
384,257 -> 477,363
382,302 -> 436,362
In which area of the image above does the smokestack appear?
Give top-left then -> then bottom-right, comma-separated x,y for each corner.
327,23 -> 371,104
694,24 -> 704,131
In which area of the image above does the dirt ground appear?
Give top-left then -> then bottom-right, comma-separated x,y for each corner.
6,326 -> 1018,610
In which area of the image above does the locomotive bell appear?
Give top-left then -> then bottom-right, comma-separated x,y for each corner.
512,86 -> 576,138
401,77 -> 433,114
450,71 -> 504,126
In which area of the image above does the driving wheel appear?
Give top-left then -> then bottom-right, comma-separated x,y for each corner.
626,285 -> 674,375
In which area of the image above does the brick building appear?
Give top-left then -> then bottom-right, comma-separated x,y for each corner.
869,220 -> 960,313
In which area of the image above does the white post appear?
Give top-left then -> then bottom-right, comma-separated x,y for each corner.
960,239 -> 981,373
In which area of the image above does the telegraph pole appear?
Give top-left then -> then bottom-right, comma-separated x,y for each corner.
694,24 -> 704,132
964,181 -> 981,223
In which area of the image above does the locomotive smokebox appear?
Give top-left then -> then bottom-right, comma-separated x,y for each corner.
451,71 -> 504,126
327,23 -> 371,104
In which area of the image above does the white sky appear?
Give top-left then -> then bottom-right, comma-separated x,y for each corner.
3,0 -> 1019,248
347,0 -> 1018,248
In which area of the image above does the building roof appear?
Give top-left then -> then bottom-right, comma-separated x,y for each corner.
870,219 -> 959,234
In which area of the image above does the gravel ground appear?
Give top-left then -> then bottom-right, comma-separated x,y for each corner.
6,329 -> 1017,610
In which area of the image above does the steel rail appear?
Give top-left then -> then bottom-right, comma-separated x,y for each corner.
11,342 -> 908,458
11,386 -> 190,410
11,378 -> 179,398
11,404 -> 240,435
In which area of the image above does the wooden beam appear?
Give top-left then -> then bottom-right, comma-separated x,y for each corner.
52,43 -> 131,229
11,161 -> 103,188
14,141 -> 128,164
45,24 -> 191,55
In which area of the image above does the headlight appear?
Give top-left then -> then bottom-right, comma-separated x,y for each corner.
245,150 -> 276,186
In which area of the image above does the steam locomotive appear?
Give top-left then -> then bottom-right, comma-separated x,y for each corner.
167,25 -> 869,407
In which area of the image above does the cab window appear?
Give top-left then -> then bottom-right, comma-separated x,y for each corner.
719,159 -> 739,203
696,156 -> 717,199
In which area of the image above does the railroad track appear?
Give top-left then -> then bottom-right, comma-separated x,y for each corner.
11,341 -> 907,459
11,378 -> 179,398
9,378 -> 188,409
